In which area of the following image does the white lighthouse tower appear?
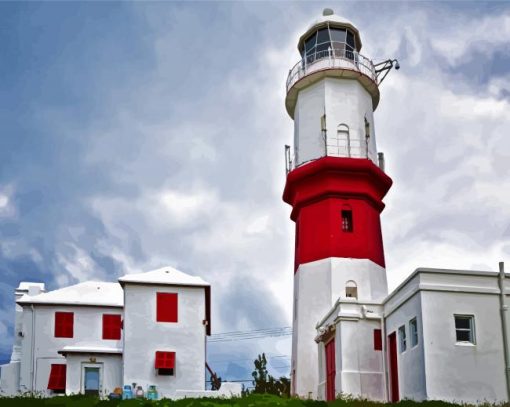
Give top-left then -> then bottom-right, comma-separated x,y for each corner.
283,9 -> 397,398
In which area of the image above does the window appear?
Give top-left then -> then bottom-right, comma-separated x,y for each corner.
373,329 -> 382,351
409,318 -> 418,347
455,315 -> 475,344
345,280 -> 357,299
398,325 -> 406,353
54,312 -> 74,338
155,351 -> 175,376
342,210 -> 353,232
102,314 -> 122,340
156,293 -> 178,323
47,364 -> 66,392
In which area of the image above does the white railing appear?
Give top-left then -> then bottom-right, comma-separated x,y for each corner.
286,46 -> 377,93
285,132 -> 374,175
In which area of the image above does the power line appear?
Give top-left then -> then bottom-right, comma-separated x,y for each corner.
208,326 -> 292,343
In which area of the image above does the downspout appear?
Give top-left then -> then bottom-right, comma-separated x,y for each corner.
380,315 -> 389,402
499,262 -> 510,401
30,305 -> 35,393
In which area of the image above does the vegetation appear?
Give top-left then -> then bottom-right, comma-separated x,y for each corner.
0,393 -> 509,407
250,353 -> 290,397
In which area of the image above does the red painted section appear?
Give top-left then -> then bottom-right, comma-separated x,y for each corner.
54,312 -> 74,338
102,314 -> 122,340
325,338 -> 336,401
156,292 -> 178,323
374,329 -> 382,351
155,351 -> 176,369
283,156 -> 392,271
388,332 -> 399,402
47,364 -> 66,390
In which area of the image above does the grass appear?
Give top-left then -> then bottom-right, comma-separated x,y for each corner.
0,394 -> 508,407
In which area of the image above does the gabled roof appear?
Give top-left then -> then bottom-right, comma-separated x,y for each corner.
118,266 -> 209,287
17,281 -> 123,308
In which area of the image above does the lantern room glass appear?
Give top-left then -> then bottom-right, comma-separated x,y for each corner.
300,26 -> 357,64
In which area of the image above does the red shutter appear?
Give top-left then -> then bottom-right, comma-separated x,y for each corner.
47,364 -> 66,390
156,293 -> 178,322
102,314 -> 122,340
374,329 -> 382,351
54,312 -> 74,338
155,351 -> 175,369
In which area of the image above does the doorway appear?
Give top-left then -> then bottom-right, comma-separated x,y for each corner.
388,332 -> 399,402
82,364 -> 102,396
325,338 -> 336,401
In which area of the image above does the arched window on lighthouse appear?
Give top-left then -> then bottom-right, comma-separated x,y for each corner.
328,123 -> 350,157
345,280 -> 358,299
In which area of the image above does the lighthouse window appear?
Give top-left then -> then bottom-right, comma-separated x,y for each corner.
345,280 -> 357,299
341,210 -> 353,232
316,28 -> 330,55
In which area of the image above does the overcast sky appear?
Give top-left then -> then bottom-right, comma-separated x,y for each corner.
1,1 -> 510,382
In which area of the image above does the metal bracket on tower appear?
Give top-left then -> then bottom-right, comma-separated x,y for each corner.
374,59 -> 400,84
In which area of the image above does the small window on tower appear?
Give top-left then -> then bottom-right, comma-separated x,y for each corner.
345,280 -> 357,299
342,210 -> 353,232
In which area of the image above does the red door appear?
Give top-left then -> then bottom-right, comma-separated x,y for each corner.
325,338 -> 336,401
388,332 -> 399,402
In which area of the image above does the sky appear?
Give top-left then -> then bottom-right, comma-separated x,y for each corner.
1,0 -> 510,384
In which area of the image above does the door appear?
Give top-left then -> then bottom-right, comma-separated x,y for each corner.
84,367 -> 100,396
325,338 -> 336,401
388,332 -> 399,402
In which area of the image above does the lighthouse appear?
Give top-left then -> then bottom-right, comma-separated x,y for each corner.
283,9 -> 396,398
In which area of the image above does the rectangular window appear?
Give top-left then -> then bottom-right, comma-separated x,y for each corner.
155,351 -> 175,376
102,314 -> 122,340
409,318 -> 418,347
455,315 -> 475,344
373,329 -> 382,351
341,210 -> 353,232
54,312 -> 74,338
156,293 -> 178,323
47,364 -> 66,392
398,325 -> 406,353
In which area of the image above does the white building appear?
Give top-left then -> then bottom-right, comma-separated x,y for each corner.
282,9 -> 510,404
0,267 -> 240,399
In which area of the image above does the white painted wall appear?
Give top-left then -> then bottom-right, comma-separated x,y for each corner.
421,290 -> 506,403
122,283 -> 207,398
18,305 -> 123,394
0,362 -> 20,396
385,291 -> 427,401
294,78 -> 378,166
65,354 -> 122,396
292,257 -> 386,398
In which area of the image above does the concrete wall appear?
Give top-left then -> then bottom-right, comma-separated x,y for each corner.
385,291 -> 427,401
65,354 -> 122,396
294,78 -> 378,166
18,305 -> 123,394
421,290 -> 506,403
292,257 -> 386,398
0,362 -> 20,396
122,284 -> 207,398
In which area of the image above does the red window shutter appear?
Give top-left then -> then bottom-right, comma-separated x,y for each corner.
374,329 -> 382,351
102,314 -> 122,340
155,351 -> 175,369
54,312 -> 74,338
156,293 -> 178,323
47,364 -> 66,390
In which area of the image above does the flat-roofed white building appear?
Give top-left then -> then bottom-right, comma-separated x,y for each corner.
0,267 -> 239,399
315,266 -> 510,404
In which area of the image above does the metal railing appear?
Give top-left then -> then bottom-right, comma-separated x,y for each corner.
286,46 -> 377,93
285,132 -> 375,175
